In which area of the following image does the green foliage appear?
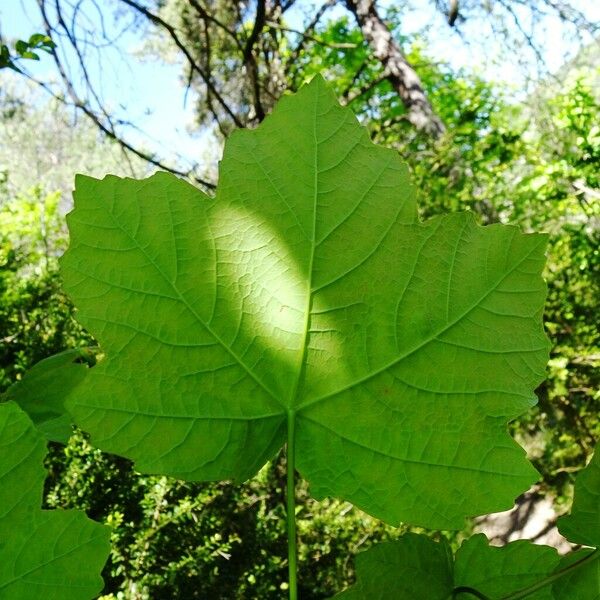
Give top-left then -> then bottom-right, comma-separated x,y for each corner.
453,535 -> 559,599
0,188 -> 93,392
0,33 -> 55,73
0,401 -> 109,598
557,448 -> 600,550
553,447 -> 600,599
337,444 -> 600,599
0,19 -> 597,598
44,433 -> 404,599
61,77 -> 546,539
334,533 -> 454,599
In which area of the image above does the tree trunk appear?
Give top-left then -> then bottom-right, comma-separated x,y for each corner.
345,0 -> 446,138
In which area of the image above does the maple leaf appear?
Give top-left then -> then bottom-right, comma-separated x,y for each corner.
60,75 -> 548,529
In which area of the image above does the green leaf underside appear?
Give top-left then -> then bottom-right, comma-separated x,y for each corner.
2,349 -> 92,443
61,75 -> 549,529
325,440 -> 598,597
0,401 -> 110,599
552,550 -> 600,599
334,533 -> 454,599
335,533 -> 560,599
558,449 -> 600,548
454,534 -> 559,599
553,448 -> 600,598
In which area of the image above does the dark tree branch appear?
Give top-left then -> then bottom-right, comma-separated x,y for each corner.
343,69 -> 389,104
119,0 -> 244,129
187,0 -> 242,50
243,0 -> 267,122
285,0 -> 336,74
345,0 -> 446,138
340,61 -> 368,100
34,1 -> 216,190
502,0 -> 546,67
448,0 -> 459,26
25,59 -> 216,190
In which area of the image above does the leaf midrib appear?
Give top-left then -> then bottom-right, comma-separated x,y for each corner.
286,82 -> 321,410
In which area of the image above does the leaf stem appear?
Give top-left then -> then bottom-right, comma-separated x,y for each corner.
498,548 -> 599,600
286,409 -> 298,600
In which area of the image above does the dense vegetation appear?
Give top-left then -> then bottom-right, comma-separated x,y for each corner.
0,4 -> 598,599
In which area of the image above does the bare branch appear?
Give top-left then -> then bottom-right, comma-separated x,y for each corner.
448,0 -> 459,26
119,0 -> 244,129
33,1 -> 216,189
187,0 -> 242,50
340,61 -> 368,100
343,69 -> 389,104
268,21 -> 358,49
243,0 -> 267,122
285,0 -> 336,72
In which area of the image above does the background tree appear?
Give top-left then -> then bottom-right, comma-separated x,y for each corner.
16,0 -> 599,184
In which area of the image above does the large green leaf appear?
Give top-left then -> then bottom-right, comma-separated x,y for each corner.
1,349 -> 94,443
61,75 -> 548,529
0,401 -> 110,599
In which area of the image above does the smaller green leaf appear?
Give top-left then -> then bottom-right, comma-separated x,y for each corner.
0,401 -> 110,599
336,533 -> 563,599
28,33 -> 47,46
15,40 -> 29,54
333,533 -> 454,600
454,533 -> 559,599
552,447 -> 600,598
552,549 -> 600,600
558,449 -> 600,548
2,349 -> 94,443
20,50 -> 40,60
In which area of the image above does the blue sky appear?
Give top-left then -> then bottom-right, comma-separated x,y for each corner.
1,0 -> 598,172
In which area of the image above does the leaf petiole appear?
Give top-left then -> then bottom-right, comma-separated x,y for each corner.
287,409 -> 298,600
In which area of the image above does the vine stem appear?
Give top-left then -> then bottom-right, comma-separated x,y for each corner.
286,409 -> 298,600
452,586 -> 491,599
499,548 -> 599,600
452,548 -> 599,600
